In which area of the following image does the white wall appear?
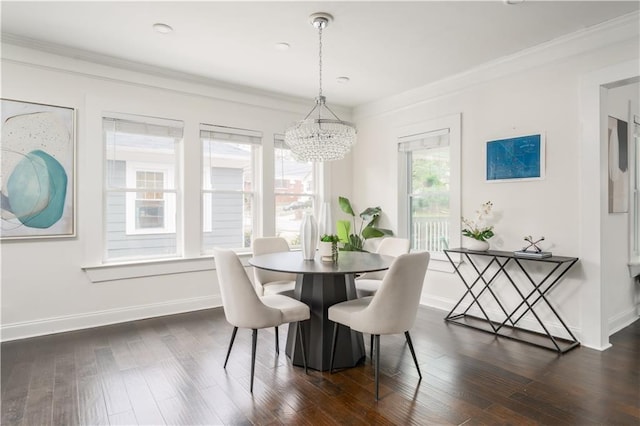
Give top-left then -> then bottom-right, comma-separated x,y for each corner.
605,82 -> 640,334
0,43 -> 352,340
1,15 -> 637,349
352,15 -> 639,349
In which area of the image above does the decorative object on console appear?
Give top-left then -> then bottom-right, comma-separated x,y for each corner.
461,201 -> 494,251
284,12 -> 357,162
300,212 -> 318,260
486,133 -> 544,182
319,234 -> 339,262
462,237 -> 490,252
336,196 -> 393,251
514,235 -> 552,258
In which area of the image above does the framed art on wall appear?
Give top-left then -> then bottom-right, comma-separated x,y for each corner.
607,116 -> 629,213
486,133 -> 545,182
1,98 -> 76,239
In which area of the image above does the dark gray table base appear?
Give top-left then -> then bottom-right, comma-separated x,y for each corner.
286,272 -> 365,371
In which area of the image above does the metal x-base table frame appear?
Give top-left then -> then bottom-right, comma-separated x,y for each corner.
443,248 -> 580,353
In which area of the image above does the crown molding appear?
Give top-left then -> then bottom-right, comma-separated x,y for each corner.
353,11 -> 640,120
1,33 -> 354,117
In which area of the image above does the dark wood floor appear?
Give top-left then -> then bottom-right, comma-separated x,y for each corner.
2,306 -> 638,425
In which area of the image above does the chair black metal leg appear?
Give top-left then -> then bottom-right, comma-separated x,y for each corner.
374,334 -> 380,401
329,322 -> 339,374
297,322 -> 308,374
250,329 -> 257,393
370,334 -> 374,360
275,326 -> 279,354
223,326 -> 238,369
404,331 -> 422,379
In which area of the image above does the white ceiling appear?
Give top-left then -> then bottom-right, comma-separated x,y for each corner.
2,1 -> 638,107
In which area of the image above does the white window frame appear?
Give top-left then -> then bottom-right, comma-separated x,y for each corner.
398,113 -> 461,270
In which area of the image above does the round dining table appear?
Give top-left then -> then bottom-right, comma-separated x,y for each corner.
249,250 -> 394,371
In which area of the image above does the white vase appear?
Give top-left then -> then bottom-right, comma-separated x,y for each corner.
318,241 -> 331,256
317,202 -> 332,236
300,212 -> 318,260
462,236 -> 490,251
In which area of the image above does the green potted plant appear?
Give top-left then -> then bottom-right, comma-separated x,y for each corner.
337,196 -> 393,251
319,234 -> 340,262
461,201 -> 495,251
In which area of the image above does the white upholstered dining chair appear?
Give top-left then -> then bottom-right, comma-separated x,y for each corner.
328,251 -> 430,400
213,248 -> 309,393
252,237 -> 297,296
355,237 -> 411,298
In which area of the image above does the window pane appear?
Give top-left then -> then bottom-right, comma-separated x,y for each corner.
202,192 -> 253,250
409,145 -> 450,252
135,200 -> 164,229
274,142 -> 314,245
275,194 -> 314,246
106,132 -> 176,190
202,140 -> 253,191
103,115 -> 181,261
106,192 -> 177,260
201,129 -> 258,251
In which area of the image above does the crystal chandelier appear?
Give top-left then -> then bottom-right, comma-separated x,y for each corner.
285,13 -> 357,162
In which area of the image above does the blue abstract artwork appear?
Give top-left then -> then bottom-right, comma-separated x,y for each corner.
486,134 -> 543,181
1,99 -> 75,239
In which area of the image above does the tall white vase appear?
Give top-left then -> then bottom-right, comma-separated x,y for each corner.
317,202 -> 332,236
300,212 -> 318,260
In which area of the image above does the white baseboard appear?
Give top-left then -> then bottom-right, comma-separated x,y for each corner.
608,306 -> 640,336
420,294 -> 454,312
1,295 -> 222,342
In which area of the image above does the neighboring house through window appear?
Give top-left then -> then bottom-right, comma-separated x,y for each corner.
201,124 -> 261,252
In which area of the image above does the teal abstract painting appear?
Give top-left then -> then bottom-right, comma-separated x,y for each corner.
1,99 -> 75,239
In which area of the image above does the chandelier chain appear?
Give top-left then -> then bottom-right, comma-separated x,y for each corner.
318,24 -> 323,100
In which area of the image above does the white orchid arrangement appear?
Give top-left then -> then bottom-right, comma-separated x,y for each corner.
462,201 -> 495,242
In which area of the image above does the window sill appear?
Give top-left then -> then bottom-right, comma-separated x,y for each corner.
82,252 -> 253,283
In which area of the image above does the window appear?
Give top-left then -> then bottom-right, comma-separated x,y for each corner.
274,135 -> 316,246
135,171 -> 164,229
398,114 -> 461,264
103,114 -> 182,261
201,125 -> 261,252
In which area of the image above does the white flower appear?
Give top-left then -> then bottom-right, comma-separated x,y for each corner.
461,201 -> 495,241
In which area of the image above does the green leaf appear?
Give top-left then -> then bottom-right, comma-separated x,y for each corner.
362,226 -> 393,240
349,234 -> 364,251
364,216 -> 381,229
336,220 -> 351,243
359,206 -> 381,221
362,226 -> 385,239
338,196 -> 355,216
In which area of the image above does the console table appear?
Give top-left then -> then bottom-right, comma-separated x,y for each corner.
443,248 -> 580,353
